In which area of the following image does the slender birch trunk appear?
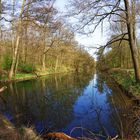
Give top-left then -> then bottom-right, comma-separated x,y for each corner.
9,0 -> 26,80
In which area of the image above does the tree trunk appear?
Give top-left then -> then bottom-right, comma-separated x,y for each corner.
8,0 -> 26,80
41,32 -> 46,71
23,2 -> 30,63
0,0 -> 1,11
124,0 -> 140,82
120,46 -> 123,68
55,55 -> 59,72
14,53 -> 19,76
42,53 -> 46,71
9,36 -> 20,80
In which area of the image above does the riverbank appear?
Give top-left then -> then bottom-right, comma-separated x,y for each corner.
0,113 -> 42,140
0,67 -> 74,82
0,113 -> 78,140
109,68 -> 140,102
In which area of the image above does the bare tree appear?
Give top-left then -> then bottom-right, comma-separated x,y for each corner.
8,0 -> 26,80
0,0 -> 95,79
124,0 -> 140,82
67,0 -> 140,82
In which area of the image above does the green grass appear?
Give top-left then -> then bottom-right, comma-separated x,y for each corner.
0,73 -> 36,82
14,73 -> 36,79
0,67 -> 74,82
110,69 -> 140,98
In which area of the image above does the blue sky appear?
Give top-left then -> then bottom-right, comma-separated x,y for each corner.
55,0 -> 107,57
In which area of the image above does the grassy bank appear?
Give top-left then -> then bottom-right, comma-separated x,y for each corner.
110,68 -> 140,101
0,67 -> 75,82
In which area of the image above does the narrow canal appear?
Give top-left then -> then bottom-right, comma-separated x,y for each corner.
0,73 -> 138,139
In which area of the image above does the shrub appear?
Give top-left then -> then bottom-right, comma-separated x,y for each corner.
2,54 -> 12,70
19,63 -> 36,73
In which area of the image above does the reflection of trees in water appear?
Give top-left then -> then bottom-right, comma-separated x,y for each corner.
40,73 -> 93,129
95,74 -> 106,94
0,73 -> 93,131
96,73 -> 139,139
130,107 -> 140,139
107,101 -> 140,139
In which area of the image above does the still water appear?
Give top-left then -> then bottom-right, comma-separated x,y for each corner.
0,73 -> 134,139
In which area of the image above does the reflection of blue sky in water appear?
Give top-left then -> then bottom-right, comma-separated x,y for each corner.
61,74 -> 116,138
0,73 -> 132,139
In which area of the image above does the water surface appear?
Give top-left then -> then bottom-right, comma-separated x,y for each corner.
0,73 -> 134,139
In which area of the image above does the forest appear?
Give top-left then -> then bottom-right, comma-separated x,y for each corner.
0,0 -> 140,140
0,0 -> 94,81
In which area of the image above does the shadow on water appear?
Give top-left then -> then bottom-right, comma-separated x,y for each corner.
0,72 -> 139,139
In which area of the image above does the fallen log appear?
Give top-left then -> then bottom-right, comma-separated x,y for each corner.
0,86 -> 7,93
43,132 -> 77,140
